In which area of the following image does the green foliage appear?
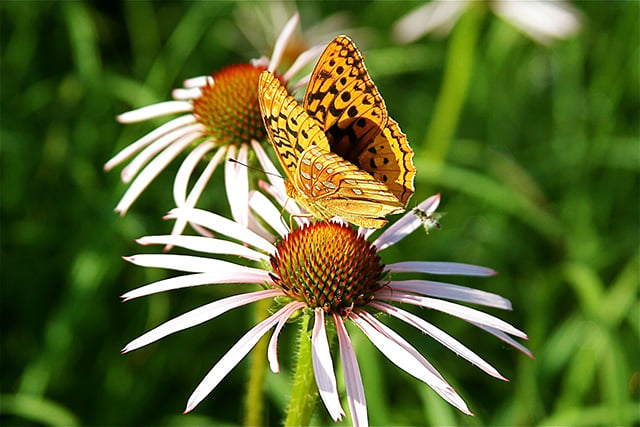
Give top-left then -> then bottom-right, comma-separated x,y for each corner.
1,1 -> 638,425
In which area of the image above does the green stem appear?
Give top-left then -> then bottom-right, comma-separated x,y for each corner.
244,297 -> 273,426
423,3 -> 485,173
284,312 -> 317,427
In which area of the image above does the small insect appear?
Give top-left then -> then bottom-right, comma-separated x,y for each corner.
412,208 -> 443,234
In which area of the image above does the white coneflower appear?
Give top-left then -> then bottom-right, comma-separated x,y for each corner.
106,13 -> 323,238
122,190 -> 531,425
393,0 -> 582,45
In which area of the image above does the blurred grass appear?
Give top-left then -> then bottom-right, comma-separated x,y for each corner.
1,1 -> 638,426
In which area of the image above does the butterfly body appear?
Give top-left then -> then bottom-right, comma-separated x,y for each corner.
259,36 -> 415,228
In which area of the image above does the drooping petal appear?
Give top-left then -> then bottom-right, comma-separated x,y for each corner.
105,115 -> 197,171
386,261 -> 496,277
387,280 -> 511,310
123,289 -> 282,353
268,12 -> 299,73
121,123 -> 204,183
172,142 -> 218,207
184,302 -> 296,413
121,269 -> 271,301
282,43 -> 325,82
350,310 -> 472,415
349,311 -> 449,391
166,208 -> 276,254
251,139 -> 285,190
169,145 -> 227,243
249,190 -> 289,238
312,309 -> 345,421
333,313 -> 368,427
472,322 -> 534,358
268,302 -> 305,373
137,235 -> 269,261
371,301 -> 506,380
114,129 -> 203,215
117,100 -> 193,123
373,194 -> 440,252
124,254 -> 267,275
225,143 -> 250,228
376,289 -> 527,339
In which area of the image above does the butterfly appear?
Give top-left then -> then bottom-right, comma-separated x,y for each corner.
258,35 -> 415,228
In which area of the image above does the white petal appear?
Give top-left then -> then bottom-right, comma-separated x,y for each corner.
373,194 -> 440,252
376,289 -> 527,339
268,12 -> 299,73
333,314 -> 368,427
387,261 -> 496,276
353,310 -> 473,414
173,141 -> 217,206
312,309 -> 345,421
249,191 -> 289,238
123,289 -> 282,353
184,302 -> 295,413
114,129 -> 202,215
121,123 -> 204,183
166,208 -> 276,255
388,280 -> 511,310
169,146 -> 227,243
251,139 -> 286,193
282,43 -> 325,82
172,87 -> 202,100
183,75 -> 213,89
472,322 -> 534,358
493,0 -> 581,45
225,144 -> 250,227
121,269 -> 271,301
124,254 -> 266,275
136,235 -> 269,261
105,114 -> 197,171
268,302 -> 305,373
117,100 -> 193,123
371,301 -> 506,380
392,0 -> 468,43
349,311 -> 449,389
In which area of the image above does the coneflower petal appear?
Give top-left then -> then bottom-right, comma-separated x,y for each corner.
166,208 -> 276,254
333,313 -> 368,427
371,301 -> 507,380
388,280 -> 511,310
312,309 -> 345,421
184,301 -> 295,413
123,289 -> 282,353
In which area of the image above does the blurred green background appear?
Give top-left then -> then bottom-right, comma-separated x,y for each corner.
1,1 -> 638,425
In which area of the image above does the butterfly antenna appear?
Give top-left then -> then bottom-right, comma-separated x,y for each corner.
227,158 -> 283,179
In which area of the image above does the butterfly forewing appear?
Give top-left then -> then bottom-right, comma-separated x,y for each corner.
303,36 -> 388,159
258,72 -> 330,183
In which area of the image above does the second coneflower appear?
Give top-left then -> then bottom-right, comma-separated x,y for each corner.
106,13 -> 323,237
122,190 -> 531,426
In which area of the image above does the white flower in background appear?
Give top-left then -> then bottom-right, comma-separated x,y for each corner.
122,174 -> 531,425
393,0 -> 582,45
106,13 -> 323,239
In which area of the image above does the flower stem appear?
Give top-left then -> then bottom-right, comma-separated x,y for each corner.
244,297 -> 272,426
284,312 -> 317,426
422,3 -> 485,172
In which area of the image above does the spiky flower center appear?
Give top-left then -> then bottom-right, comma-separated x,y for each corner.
270,221 -> 385,315
193,63 -> 266,146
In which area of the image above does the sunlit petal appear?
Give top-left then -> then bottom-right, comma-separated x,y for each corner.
312,309 -> 345,421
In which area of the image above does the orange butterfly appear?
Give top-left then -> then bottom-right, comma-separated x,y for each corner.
258,35 -> 415,228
